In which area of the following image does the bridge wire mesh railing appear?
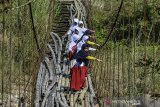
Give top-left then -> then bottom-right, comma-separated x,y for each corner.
64,0 -> 97,106
0,0 -> 56,106
90,0 -> 160,106
35,0 -> 97,106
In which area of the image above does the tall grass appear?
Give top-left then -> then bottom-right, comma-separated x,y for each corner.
90,0 -> 160,101
0,0 -> 58,105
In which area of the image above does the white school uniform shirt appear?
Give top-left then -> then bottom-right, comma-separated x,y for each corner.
70,25 -> 78,32
77,35 -> 88,52
67,24 -> 78,35
70,33 -> 80,42
67,33 -> 79,52
68,41 -> 76,52
76,27 -> 88,37
77,40 -> 85,53
76,35 -> 96,53
76,40 -> 96,53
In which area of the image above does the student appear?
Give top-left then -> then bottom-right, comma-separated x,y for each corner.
67,35 -> 78,68
77,21 -> 95,37
70,44 -> 102,91
67,18 -> 79,35
68,34 -> 79,60
70,28 -> 81,42
69,29 -> 97,59
77,35 -> 99,53
77,21 -> 87,37
67,28 -> 81,63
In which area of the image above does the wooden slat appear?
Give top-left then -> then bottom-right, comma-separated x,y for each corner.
34,0 -> 98,106
61,77 -> 65,87
85,93 -> 90,107
78,77 -> 88,101
70,94 -> 74,107
66,78 -> 70,88
81,99 -> 85,107
73,92 -> 79,106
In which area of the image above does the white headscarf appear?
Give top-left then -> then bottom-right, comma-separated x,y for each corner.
79,21 -> 83,25
67,18 -> 79,35
74,18 -> 79,23
76,36 -> 89,53
76,21 -> 88,36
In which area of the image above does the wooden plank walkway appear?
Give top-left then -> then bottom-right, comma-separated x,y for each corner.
59,59 -> 91,107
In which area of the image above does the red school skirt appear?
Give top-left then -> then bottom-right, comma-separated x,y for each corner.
70,65 -> 88,91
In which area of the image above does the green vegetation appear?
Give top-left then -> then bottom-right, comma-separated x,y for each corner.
0,0 -> 59,104
1,0 -> 160,104
91,0 -> 160,99
92,0 -> 160,44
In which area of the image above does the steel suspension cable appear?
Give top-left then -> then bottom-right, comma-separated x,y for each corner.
17,0 -> 21,105
133,0 -> 136,99
106,47 -> 109,98
9,1 -> 13,106
121,6 -> 125,101
1,0 -> 5,105
109,42 -> 112,98
143,0 -> 147,99
112,41 -> 116,99
128,9 -> 131,101
28,2 -> 42,55
117,36 -> 120,99
152,1 -> 156,106
100,0 -> 124,48
102,48 -> 107,97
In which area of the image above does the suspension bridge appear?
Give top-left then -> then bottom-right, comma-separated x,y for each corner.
1,0 -> 160,107
0,0 -> 97,106
35,0 -> 97,106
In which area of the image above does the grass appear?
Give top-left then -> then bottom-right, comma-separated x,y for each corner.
91,42 -> 160,99
0,0 -> 59,105
90,1 -> 160,99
